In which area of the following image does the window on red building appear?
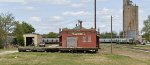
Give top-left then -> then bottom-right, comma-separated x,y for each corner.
82,36 -> 86,42
82,36 -> 91,43
88,36 -> 91,42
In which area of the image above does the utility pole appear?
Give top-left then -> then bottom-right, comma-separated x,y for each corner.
111,16 -> 113,54
94,0 -> 97,30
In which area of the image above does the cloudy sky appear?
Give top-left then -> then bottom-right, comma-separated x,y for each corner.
0,0 -> 149,34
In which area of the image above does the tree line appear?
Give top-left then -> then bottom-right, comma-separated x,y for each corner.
0,13 -> 35,48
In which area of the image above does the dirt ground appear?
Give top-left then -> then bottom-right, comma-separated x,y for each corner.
99,44 -> 150,60
0,50 -> 18,55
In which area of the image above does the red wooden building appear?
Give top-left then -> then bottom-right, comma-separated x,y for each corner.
59,21 -> 99,52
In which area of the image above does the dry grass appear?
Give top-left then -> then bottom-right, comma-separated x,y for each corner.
0,48 -> 17,51
0,44 -> 150,65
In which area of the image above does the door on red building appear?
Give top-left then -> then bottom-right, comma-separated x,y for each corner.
67,37 -> 77,48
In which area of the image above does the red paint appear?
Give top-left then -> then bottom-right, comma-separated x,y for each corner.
61,29 -> 97,48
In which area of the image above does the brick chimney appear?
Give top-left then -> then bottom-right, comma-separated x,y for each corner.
78,20 -> 82,30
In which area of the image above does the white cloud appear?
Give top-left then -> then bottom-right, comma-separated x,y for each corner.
0,0 -> 86,8
62,11 -> 90,17
0,0 -> 72,5
49,16 -> 63,22
98,0 -> 109,2
98,8 -> 113,15
25,6 -> 35,10
81,0 -> 91,3
41,0 -> 71,5
0,0 -> 25,3
29,16 -> 42,22
23,0 -> 71,5
53,16 -> 63,20
141,0 -> 150,2
71,3 -> 84,8
81,0 -> 110,3
25,0 -> 85,8
97,8 -> 115,23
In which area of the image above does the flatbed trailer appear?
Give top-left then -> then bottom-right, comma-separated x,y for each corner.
18,47 -> 98,53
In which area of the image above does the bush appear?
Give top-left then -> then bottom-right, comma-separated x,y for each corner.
0,40 -> 4,49
16,35 -> 24,46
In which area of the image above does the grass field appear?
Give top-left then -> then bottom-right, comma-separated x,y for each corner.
0,44 -> 150,65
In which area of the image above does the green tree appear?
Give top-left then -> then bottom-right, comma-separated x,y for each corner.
14,23 -> 24,46
0,13 -> 16,48
16,35 -> 24,46
100,32 -> 117,38
142,15 -> 150,41
47,32 -> 58,38
22,22 -> 35,33
14,22 -> 35,46
0,13 -> 16,33
0,28 -> 7,48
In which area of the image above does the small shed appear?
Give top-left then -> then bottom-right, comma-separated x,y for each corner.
60,21 -> 99,48
23,34 -> 42,46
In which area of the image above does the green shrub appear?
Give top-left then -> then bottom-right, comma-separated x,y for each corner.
0,40 -> 4,49
16,35 -> 24,46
